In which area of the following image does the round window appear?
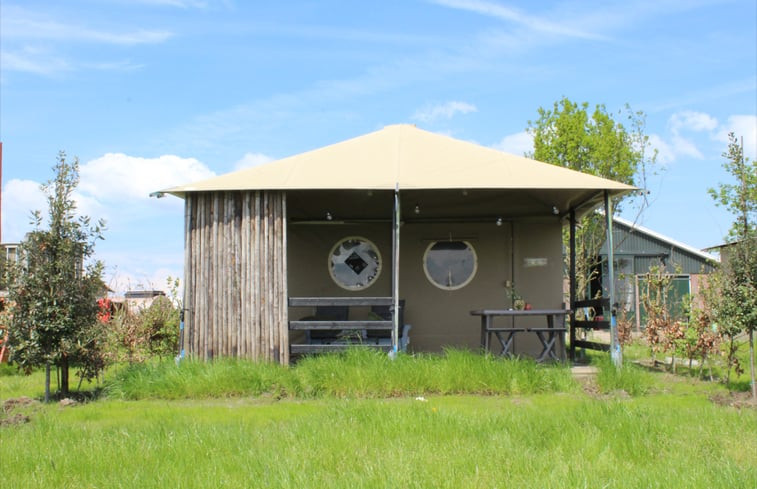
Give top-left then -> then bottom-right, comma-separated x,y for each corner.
329,237 -> 382,290
423,240 -> 477,290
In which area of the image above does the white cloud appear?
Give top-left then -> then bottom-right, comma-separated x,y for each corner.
493,131 -> 533,156
669,135 -> 704,160
1,5 -> 173,76
647,134 -> 675,165
0,48 -> 71,75
651,110 -> 723,163
3,153 -> 214,244
654,111 -> 757,164
3,7 -> 173,45
412,101 -> 477,123
715,115 -> 757,160
430,0 -> 606,41
669,110 -> 719,133
2,153 -> 212,293
233,152 -> 274,171
132,0 -> 208,7
79,153 -> 215,202
106,267 -> 182,297
1,179 -> 46,242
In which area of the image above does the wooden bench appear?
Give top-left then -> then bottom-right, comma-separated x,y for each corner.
289,297 -> 407,355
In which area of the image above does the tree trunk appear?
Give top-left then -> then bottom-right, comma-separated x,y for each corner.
44,363 -> 51,403
60,355 -> 69,397
749,328 -> 756,400
725,336 -> 735,386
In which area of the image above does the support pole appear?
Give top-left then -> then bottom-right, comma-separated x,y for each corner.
569,209 -> 577,362
604,191 -> 622,368
392,185 -> 401,355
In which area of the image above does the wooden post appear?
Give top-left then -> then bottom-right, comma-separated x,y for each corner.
569,208 -> 577,362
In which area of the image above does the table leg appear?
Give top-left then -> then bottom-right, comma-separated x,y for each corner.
495,331 -> 517,358
535,331 -> 559,362
536,314 -> 559,362
480,315 -> 489,352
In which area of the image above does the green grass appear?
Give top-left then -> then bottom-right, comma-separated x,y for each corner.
592,354 -> 656,396
104,348 -> 578,400
2,349 -> 755,488
1,394 -> 755,488
619,335 -> 757,392
0,367 -> 47,399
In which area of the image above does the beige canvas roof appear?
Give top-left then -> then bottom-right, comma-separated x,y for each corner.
164,124 -> 635,195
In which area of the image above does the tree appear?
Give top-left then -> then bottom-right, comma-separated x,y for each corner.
527,97 -> 655,301
708,133 -> 756,397
6,152 -> 106,401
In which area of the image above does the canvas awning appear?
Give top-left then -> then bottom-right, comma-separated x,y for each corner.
163,124 -> 636,216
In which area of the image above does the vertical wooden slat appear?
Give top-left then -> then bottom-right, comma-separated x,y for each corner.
273,193 -> 281,362
280,193 -> 289,364
204,193 -> 211,359
253,191 -> 261,359
224,192 -> 230,356
183,195 -> 193,357
198,194 -> 206,358
241,192 -> 250,357
263,192 -> 271,360
183,189 -> 288,363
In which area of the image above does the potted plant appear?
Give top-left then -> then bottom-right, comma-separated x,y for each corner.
505,282 -> 526,310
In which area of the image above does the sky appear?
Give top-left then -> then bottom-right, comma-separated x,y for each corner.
1,0 -> 756,293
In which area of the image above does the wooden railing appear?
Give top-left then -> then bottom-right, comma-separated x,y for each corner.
570,298 -> 611,354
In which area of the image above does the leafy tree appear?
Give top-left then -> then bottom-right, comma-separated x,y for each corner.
708,133 -> 756,397
104,278 -> 181,364
5,152 -> 106,400
527,97 -> 655,301
709,133 -> 756,241
529,98 -> 646,187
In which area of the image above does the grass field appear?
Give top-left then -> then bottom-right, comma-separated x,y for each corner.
2,350 -> 756,488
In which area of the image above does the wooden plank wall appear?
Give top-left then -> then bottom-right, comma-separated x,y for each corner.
184,191 -> 288,364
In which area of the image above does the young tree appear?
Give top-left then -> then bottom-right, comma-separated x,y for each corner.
708,133 -> 756,397
527,98 -> 655,300
709,133 -> 756,241
6,152 -> 106,400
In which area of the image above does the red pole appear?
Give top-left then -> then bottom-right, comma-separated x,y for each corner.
0,141 -> 3,244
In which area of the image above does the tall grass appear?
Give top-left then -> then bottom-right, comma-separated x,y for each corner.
2,394 -> 755,488
105,348 -> 577,400
103,357 -> 295,399
593,355 -> 655,396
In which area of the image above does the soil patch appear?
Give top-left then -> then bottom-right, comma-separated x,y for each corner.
1,396 -> 42,427
709,391 -> 756,410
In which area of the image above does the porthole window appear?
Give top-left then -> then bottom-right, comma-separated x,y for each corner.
423,240 -> 477,290
329,237 -> 382,290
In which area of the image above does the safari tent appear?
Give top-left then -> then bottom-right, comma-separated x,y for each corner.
162,124 -> 634,364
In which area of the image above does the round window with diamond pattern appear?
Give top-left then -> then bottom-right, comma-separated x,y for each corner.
329,237 -> 382,290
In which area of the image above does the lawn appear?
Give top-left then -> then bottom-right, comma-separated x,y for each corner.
1,350 -> 756,488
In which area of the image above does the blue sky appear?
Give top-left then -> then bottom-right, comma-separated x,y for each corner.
1,0 -> 755,292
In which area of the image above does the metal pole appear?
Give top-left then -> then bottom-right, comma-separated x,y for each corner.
392,185 -> 401,355
604,191 -> 622,368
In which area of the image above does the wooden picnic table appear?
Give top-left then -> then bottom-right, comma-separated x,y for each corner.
470,309 -> 570,361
